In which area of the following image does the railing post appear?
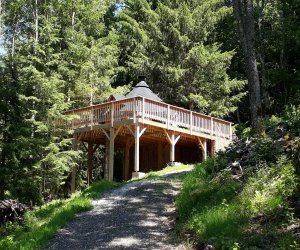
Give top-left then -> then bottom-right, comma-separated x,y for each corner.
111,102 -> 114,127
142,97 -> 145,123
133,97 -> 136,123
167,105 -> 170,129
190,111 -> 193,134
90,105 -> 94,130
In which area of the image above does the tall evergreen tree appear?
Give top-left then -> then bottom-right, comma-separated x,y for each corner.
118,0 -> 245,117
0,0 -> 120,202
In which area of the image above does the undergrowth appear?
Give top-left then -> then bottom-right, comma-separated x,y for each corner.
176,106 -> 300,249
0,180 -> 119,250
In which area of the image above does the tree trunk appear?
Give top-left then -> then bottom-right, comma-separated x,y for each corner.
233,0 -> 262,129
35,0 -> 38,43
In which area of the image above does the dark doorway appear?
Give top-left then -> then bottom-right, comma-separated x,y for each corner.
114,147 -> 124,182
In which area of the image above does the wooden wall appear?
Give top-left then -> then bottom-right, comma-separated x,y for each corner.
115,140 -> 202,180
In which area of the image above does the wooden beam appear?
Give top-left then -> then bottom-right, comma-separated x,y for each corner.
104,138 -> 109,180
71,135 -> 78,193
113,126 -> 122,140
134,123 -> 140,172
109,127 -> 114,181
170,134 -> 175,162
164,129 -> 172,144
87,141 -> 93,185
101,128 -> 110,140
197,137 -> 207,161
139,127 -> 147,138
126,125 -> 135,137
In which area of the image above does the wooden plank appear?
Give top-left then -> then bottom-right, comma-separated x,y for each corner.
109,127 -> 114,181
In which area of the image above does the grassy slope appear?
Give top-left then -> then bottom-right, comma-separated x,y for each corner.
135,164 -> 193,180
176,109 -> 300,250
176,159 -> 298,249
0,181 -> 120,250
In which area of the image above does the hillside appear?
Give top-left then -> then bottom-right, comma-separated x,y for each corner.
176,107 -> 300,249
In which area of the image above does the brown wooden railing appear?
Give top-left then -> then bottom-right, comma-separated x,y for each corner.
60,96 -> 232,139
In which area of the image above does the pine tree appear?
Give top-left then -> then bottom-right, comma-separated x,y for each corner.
118,0 -> 245,117
0,0 -> 120,202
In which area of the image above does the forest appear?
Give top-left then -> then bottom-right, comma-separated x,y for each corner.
0,0 -> 299,249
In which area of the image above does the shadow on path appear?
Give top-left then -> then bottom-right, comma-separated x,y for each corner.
46,170 -> 190,250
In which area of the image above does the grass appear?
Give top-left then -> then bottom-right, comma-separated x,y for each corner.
132,164 -> 193,181
0,165 -> 192,250
176,158 -> 299,249
0,180 -> 120,250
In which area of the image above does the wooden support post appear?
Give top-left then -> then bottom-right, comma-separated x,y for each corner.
164,130 -> 180,163
134,123 -> 140,172
71,134 -> 78,193
123,138 -> 131,180
170,134 -> 175,162
102,127 -> 122,181
87,141 -> 93,185
203,139 -> 207,161
104,138 -> 109,180
109,127 -> 114,181
197,137 -> 207,161
142,97 -> 145,123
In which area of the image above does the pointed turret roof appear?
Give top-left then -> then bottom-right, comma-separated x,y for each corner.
125,80 -> 163,102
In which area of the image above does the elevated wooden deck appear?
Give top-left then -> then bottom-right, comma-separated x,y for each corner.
62,96 -> 232,141
61,96 -> 233,187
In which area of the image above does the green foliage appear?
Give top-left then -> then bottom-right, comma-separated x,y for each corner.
176,156 -> 298,248
0,180 -> 119,250
118,0 -> 246,117
0,0 -> 119,202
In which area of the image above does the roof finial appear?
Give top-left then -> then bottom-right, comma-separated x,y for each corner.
138,75 -> 146,82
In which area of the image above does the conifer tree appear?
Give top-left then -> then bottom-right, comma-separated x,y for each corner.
0,0 -> 119,202
118,0 -> 245,117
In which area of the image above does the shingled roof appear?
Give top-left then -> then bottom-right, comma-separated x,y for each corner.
125,81 -> 163,102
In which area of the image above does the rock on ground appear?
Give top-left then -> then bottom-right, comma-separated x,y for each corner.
46,170 -> 190,250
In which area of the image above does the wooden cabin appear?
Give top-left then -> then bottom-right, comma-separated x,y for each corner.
64,79 -> 233,191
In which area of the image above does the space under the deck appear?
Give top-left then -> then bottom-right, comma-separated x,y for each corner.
76,123 -> 212,181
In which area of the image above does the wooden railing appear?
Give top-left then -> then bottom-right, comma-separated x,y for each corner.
60,96 -> 232,139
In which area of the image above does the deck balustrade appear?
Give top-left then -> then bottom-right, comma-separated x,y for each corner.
61,96 -> 232,139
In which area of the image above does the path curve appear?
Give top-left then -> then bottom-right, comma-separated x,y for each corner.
46,169 -> 191,250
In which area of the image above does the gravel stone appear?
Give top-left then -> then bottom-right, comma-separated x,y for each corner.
46,169 -> 191,250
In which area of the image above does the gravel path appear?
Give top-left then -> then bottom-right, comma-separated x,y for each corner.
46,169 -> 191,250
